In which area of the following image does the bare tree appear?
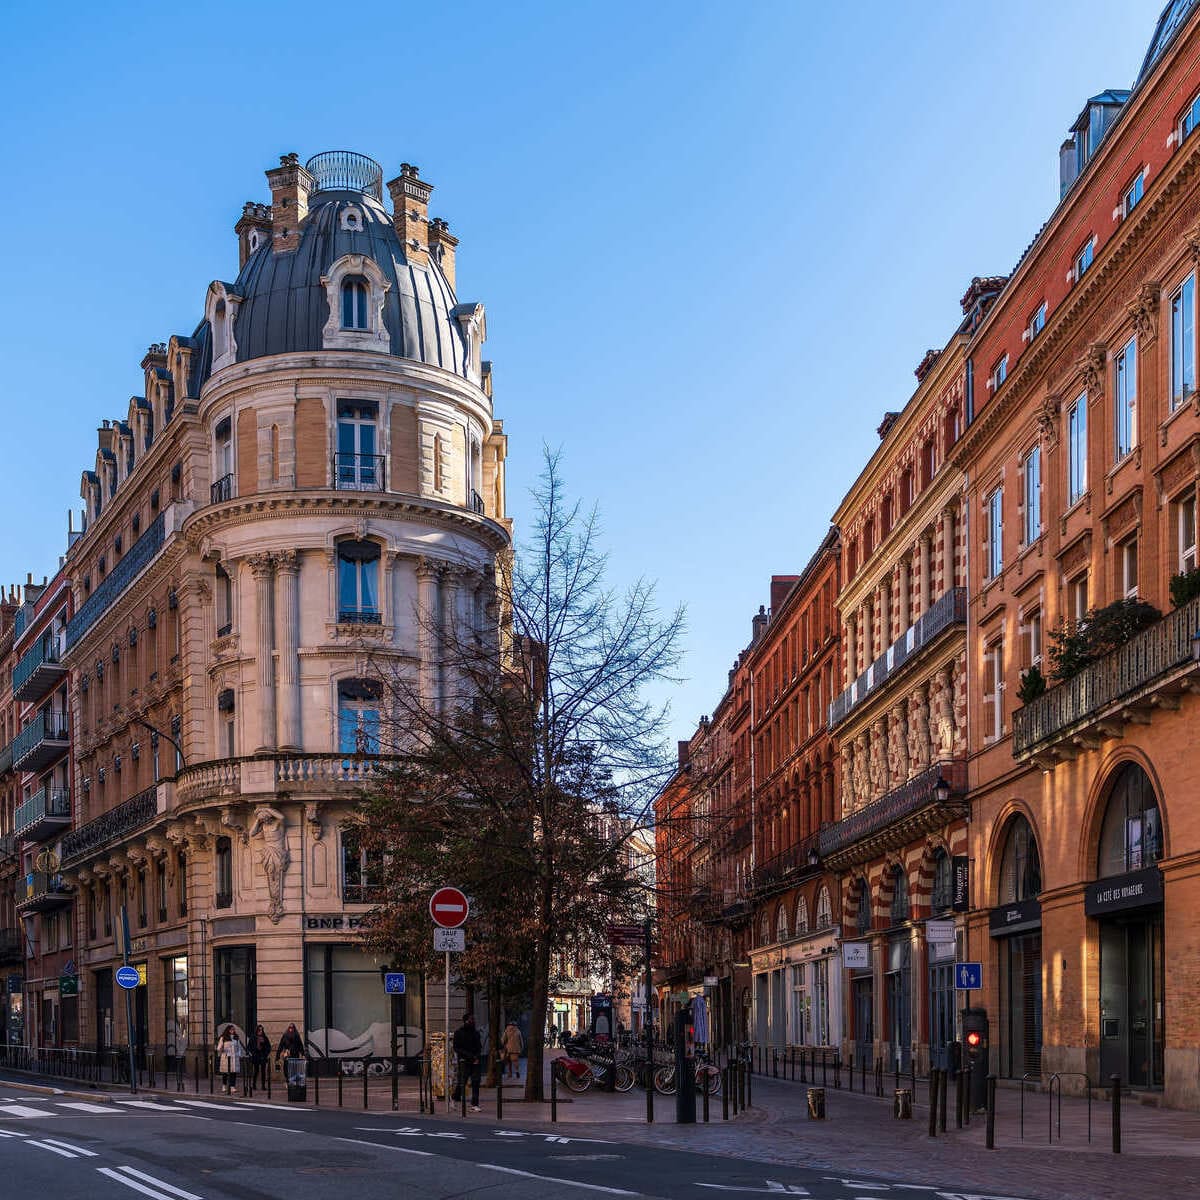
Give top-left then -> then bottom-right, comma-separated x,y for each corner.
357,449 -> 684,1099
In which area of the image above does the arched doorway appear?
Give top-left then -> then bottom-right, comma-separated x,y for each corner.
991,814 -> 1043,1078
1088,763 -> 1165,1089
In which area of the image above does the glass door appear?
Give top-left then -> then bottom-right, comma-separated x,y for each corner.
928,962 -> 955,1071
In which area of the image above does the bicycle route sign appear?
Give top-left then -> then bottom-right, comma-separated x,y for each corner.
384,972 -> 406,995
116,965 -> 141,990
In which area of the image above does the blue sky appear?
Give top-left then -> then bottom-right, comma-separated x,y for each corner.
0,0 -> 1167,742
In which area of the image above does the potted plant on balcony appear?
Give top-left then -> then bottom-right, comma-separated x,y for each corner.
1047,598 -> 1161,683
1169,567 -> 1200,609
1016,664 -> 1046,703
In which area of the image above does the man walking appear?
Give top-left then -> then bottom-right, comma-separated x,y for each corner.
451,1012 -> 482,1112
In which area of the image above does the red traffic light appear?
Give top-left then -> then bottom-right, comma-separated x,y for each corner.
966,1031 -> 982,1048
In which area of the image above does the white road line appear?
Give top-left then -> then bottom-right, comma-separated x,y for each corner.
39,1137 -> 99,1157
225,1120 -> 306,1134
476,1163 -> 641,1196
0,1104 -> 57,1117
0,1130 -> 24,1137
97,1167 -> 201,1200
236,1102 -> 299,1111
333,1135 -> 434,1157
172,1100 -> 251,1110
115,1100 -> 184,1111
26,1139 -> 79,1158
111,1166 -> 205,1200
58,1102 -> 117,1114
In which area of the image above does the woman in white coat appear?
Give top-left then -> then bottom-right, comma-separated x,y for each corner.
217,1025 -> 245,1095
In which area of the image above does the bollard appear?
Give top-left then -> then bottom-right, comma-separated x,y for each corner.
963,1064 -> 972,1126
364,1063 -> 370,1111
893,1088 -> 912,1119
790,1047 -> 795,1081
772,1047 -> 778,1079
806,1087 -> 826,1120
928,1069 -> 940,1137
938,1067 -> 948,1134
551,1067 -> 558,1123
746,1060 -> 752,1108
722,1068 -> 729,1120
955,1068 -> 964,1129
732,1064 -> 739,1115
496,1072 -> 503,1121
194,1056 -> 200,1094
801,1050 -> 808,1084
1111,1075 -> 1121,1154
703,1081 -> 709,1123
862,1055 -> 867,1094
910,1059 -> 916,1097
895,1062 -> 900,1092
338,1069 -> 344,1108
848,1056 -> 853,1092
834,1057 -> 841,1089
822,1053 -> 828,1086
986,1075 -> 997,1150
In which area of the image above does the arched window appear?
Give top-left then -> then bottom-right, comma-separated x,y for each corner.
816,886 -> 833,929
336,540 -> 381,623
341,276 -> 369,329
855,881 -> 871,935
795,895 -> 810,935
338,678 -> 382,755
776,904 -> 789,942
1097,762 -> 1162,877
760,910 -> 771,946
999,815 -> 1041,902
889,865 -> 909,925
931,848 -> 953,912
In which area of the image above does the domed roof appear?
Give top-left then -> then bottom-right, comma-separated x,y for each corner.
220,157 -> 471,378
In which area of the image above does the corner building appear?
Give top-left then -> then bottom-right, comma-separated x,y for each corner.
957,4 -> 1200,1107
59,151 -> 510,1070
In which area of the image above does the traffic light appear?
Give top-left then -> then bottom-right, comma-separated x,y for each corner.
961,1007 -> 989,1111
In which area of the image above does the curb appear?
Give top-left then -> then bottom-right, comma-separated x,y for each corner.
0,1079 -> 115,1103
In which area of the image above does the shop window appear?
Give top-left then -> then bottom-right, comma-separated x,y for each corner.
215,837 -> 233,909
214,945 -> 256,1037
889,866 -> 909,925
999,815 -> 1042,903
304,944 -> 412,1066
1097,762 -> 1163,877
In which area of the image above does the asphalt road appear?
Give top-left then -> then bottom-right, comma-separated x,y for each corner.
0,1084 -> 1033,1200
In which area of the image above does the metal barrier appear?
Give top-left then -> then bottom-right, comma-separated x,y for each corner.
1048,1072 -> 1093,1144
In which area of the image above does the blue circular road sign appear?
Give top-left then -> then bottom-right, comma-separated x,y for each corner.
116,965 -> 140,990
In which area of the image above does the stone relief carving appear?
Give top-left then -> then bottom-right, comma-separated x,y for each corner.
869,720 -> 887,795
1035,395 -> 1061,450
1079,342 -> 1107,399
887,705 -> 907,786
952,658 -> 968,754
1128,282 -> 1160,344
304,801 -> 324,842
933,667 -> 954,757
852,735 -> 869,802
840,749 -> 854,810
220,805 -> 249,845
910,686 -> 931,771
250,805 -> 290,924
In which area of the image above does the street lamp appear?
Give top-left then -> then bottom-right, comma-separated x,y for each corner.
130,717 -> 187,769
933,771 -> 951,804
806,845 -> 820,869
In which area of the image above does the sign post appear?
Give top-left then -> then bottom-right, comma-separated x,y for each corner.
430,887 -> 469,1114
118,906 -> 137,1094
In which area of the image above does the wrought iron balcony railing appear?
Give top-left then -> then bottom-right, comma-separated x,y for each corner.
14,787 -> 71,842
61,785 -> 160,866
210,473 -> 234,504
829,587 -> 967,729
66,512 -> 166,650
1013,595 -> 1200,758
305,150 -> 385,200
16,871 -> 72,911
751,832 -> 822,892
818,759 -> 966,863
338,608 -> 382,625
13,633 -> 67,702
12,709 -> 69,773
333,452 -> 385,492
470,489 -> 485,515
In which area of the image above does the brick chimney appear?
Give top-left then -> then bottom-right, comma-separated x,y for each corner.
265,153 -> 313,254
235,202 -> 273,268
386,163 -> 433,266
428,217 -> 458,289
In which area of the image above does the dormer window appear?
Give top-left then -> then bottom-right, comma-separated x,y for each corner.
340,205 -> 364,233
341,277 -> 369,329
205,281 -> 242,373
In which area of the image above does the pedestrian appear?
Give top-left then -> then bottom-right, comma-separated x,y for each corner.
450,1012 -> 482,1112
249,1024 -> 272,1090
217,1025 -> 244,1095
275,1021 -> 303,1067
501,1021 -> 524,1080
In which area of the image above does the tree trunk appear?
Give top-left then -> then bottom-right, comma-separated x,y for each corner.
525,936 -> 552,1102
485,975 -> 501,1087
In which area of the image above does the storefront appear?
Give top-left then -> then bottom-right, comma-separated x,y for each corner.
926,920 -> 957,1071
991,897 -> 1042,1078
786,929 -> 840,1048
843,939 -> 873,1067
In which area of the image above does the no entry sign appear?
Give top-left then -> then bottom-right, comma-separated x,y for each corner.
429,886 -> 469,929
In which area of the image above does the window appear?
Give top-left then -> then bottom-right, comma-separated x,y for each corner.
87,886 -> 97,941
215,563 -> 233,637
989,355 -> 1008,391
1177,489 -> 1197,573
1121,537 -> 1139,599
335,400 -> 380,490
795,895 -> 809,935
931,850 -> 953,913
1097,762 -> 1162,877
1068,392 -> 1087,504
341,277 -> 368,329
1071,573 -> 1089,622
215,837 -> 233,909
213,417 -> 233,502
338,679 -> 382,755
1121,171 -> 1144,217
136,868 -> 147,928
157,862 -> 168,923
336,541 -> 381,623
776,905 -> 789,942
341,825 -> 384,903
103,883 -> 112,938
177,852 -> 187,917
986,488 -> 1003,580
1073,238 -> 1094,282
1179,88 -> 1200,143
1171,275 -> 1195,410
855,883 -> 871,936
999,816 -> 1042,903
1027,302 -> 1046,342
982,638 -> 1004,742
889,865 -> 909,926
218,689 -> 236,758
1114,337 -> 1137,461
1022,446 -> 1041,545
1020,606 -> 1042,669
815,886 -> 833,929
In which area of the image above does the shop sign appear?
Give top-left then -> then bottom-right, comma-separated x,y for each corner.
952,856 -> 970,912
1084,866 -> 1163,917
926,919 -> 955,945
303,915 -> 367,931
989,897 -> 1042,937
703,976 -> 718,987
841,941 -> 869,969
789,931 -> 839,963
59,975 -> 79,996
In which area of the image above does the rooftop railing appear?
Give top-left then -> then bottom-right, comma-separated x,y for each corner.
305,151 -> 384,200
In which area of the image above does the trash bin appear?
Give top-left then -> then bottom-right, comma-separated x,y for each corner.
285,1057 -> 307,1102
806,1087 -> 826,1120
894,1088 -> 912,1119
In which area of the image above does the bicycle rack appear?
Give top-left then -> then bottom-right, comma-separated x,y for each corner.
1048,1072 -> 1093,1144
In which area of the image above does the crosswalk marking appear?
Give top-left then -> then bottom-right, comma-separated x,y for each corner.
57,1102 -> 116,1114
111,1165 -> 205,1200
99,1166 -> 205,1200
117,1100 -> 187,1111
26,1138 -> 78,1157
39,1137 -> 98,1157
0,1104 -> 57,1118
173,1100 -> 251,1110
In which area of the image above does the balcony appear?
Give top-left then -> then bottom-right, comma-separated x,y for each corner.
60,785 -> 160,866
16,871 -> 72,912
751,832 -> 822,894
333,452 -> 385,492
470,489 -> 485,515
12,709 -> 69,773
817,759 -> 967,869
0,741 -> 12,777
66,512 -> 166,650
173,753 -> 399,810
337,607 -> 382,626
0,927 -> 22,964
14,787 -> 71,843
0,834 -> 16,862
829,587 -> 967,729
1014,595 -> 1200,764
13,634 -> 67,703
210,473 -> 234,504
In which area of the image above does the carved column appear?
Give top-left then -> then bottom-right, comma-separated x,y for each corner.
878,581 -> 891,648
919,534 -> 932,614
942,504 -> 956,592
249,555 -> 276,753
275,549 -> 301,750
416,558 -> 440,714
898,556 -> 911,633
861,600 -> 872,667
440,566 -> 461,711
846,614 -> 858,681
